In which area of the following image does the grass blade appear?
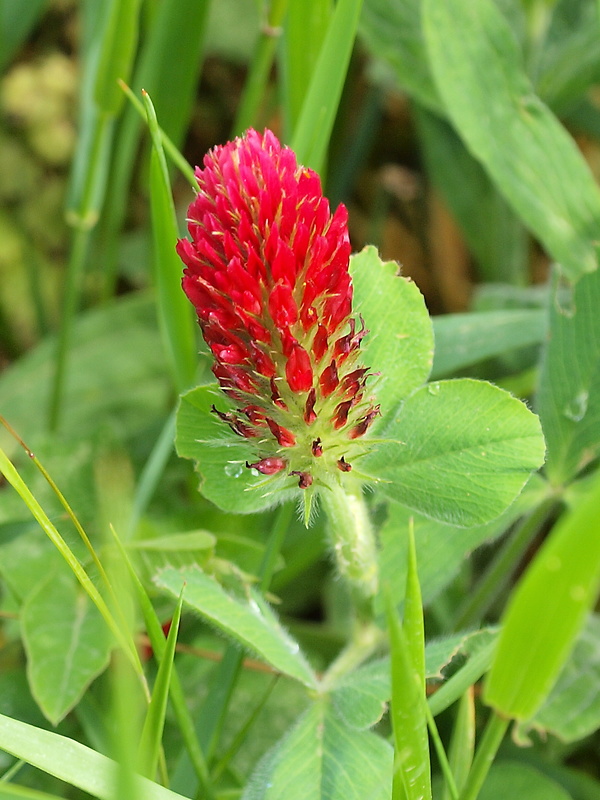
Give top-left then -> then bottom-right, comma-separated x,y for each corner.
0,446 -> 142,678
290,0 -> 363,171
0,714 -> 190,800
280,0 -> 331,139
485,467 -> 600,719
233,0 -> 289,134
138,592 -> 183,779
143,89 -> 198,392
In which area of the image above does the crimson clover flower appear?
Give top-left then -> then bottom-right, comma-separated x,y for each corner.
177,129 -> 379,495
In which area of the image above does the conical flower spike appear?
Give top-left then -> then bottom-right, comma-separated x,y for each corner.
177,129 -> 378,504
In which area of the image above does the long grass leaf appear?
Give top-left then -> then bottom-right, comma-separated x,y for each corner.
280,0 -> 331,139
0,447 -> 142,677
94,0 -> 142,116
138,592 -> 183,779
233,0 -> 289,134
290,0 -> 363,171
109,527 -> 215,798
384,586 -> 430,800
485,467 -> 600,719
0,714 -> 190,800
143,90 -> 198,392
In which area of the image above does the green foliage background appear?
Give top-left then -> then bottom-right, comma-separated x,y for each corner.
1,1 -> 600,799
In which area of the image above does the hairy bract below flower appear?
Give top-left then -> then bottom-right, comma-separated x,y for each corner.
177,129 -> 378,498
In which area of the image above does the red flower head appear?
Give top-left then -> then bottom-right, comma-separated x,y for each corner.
177,129 -> 378,491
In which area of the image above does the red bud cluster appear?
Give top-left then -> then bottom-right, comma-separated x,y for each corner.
177,129 -> 379,489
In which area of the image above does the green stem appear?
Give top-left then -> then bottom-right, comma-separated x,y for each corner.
320,480 -> 378,605
459,712 -> 509,800
320,620 -> 381,691
453,497 -> 556,631
232,0 -> 289,135
424,700 -> 459,800
49,115 -> 113,432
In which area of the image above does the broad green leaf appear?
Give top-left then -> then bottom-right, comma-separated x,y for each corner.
176,384 -> 296,514
518,614 -> 600,744
415,106 -> 528,285
375,476 -> 546,612
536,268 -> 600,485
0,447 -> 141,675
422,0 -> 600,283
362,379 -> 545,526
485,467 -> 600,719
0,294 -> 171,453
154,565 -> 318,688
479,762 -> 571,800
242,700 -> 392,800
0,713 -> 189,800
350,246 -> 434,427
21,571 -> 111,726
431,309 -> 546,379
331,629 -> 496,730
0,527 -> 62,601
359,0 -> 440,112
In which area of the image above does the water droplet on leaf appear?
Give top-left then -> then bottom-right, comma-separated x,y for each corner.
427,382 -> 440,396
225,462 -> 244,478
563,390 -> 588,422
554,274 -> 576,318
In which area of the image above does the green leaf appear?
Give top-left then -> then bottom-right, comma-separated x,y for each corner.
93,0 -> 141,116
281,0 -> 331,138
242,700 -> 392,800
362,379 -> 545,526
0,294 -> 171,457
154,565 -> 318,688
375,476 -> 546,612
175,384 -> 296,514
0,713 -> 189,800
21,571 -> 111,726
485,467 -> 600,719
350,246 -> 434,427
385,589 -> 430,800
138,591 -> 183,778
331,629 -> 496,730
414,106 -> 528,285
443,689 -> 474,800
520,615 -> 600,744
290,0 -> 363,172
0,784 -> 65,800
146,90 -> 198,393
479,762 -> 572,800
422,0 -> 600,283
129,530 -> 215,552
359,0 -> 440,112
431,309 -> 546,379
536,268 -> 600,485
535,0 -> 600,114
